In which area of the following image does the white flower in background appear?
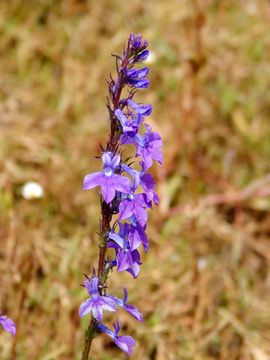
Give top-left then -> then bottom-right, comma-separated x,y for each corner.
145,51 -> 157,64
21,181 -> 44,199
197,256 -> 208,272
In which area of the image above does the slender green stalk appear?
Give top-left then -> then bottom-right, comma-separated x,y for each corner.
82,318 -> 98,360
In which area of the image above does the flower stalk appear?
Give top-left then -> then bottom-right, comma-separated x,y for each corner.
80,34 -> 162,359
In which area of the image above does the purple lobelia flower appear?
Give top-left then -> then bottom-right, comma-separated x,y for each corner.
108,288 -> 143,321
109,226 -> 142,278
114,109 -> 143,137
79,277 -> 116,321
121,163 -> 159,206
122,124 -> 163,170
98,320 -> 136,355
109,218 -> 148,252
134,49 -> 149,63
128,216 -> 149,252
83,152 -> 131,203
80,34 -> 162,359
140,172 -> 159,206
129,34 -> 148,53
0,313 -> 16,336
124,67 -> 150,89
127,98 -> 152,116
119,192 -> 148,227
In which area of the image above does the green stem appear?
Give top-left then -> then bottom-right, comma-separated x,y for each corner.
81,318 -> 98,360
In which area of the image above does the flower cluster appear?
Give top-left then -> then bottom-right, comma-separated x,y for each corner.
0,313 -> 16,336
81,34 -> 162,356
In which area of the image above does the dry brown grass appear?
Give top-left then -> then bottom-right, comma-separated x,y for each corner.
1,0 -> 270,359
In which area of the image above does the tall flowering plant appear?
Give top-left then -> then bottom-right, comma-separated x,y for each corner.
80,34 -> 162,359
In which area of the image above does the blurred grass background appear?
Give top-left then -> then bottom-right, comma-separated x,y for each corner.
1,0 -> 270,359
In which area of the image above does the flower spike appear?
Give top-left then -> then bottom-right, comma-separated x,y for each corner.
80,33 -> 162,358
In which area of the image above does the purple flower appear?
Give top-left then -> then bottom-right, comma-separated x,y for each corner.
79,277 -> 116,321
109,220 -> 147,252
83,152 -> 131,203
126,68 -> 148,79
124,68 -> 150,89
127,98 -> 152,116
128,34 -> 149,64
108,289 -> 143,321
128,217 -> 149,252
129,34 -> 148,53
140,172 -> 159,206
98,320 -> 136,355
0,313 -> 16,336
121,164 -> 159,206
119,192 -> 148,227
122,125 -> 163,169
114,109 -> 143,137
109,228 -> 141,278
121,164 -> 141,190
134,49 -> 149,62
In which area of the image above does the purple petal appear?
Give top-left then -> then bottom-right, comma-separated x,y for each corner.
109,231 -> 126,248
140,152 -> 153,170
135,67 -> 149,78
128,230 -> 141,250
92,304 -> 103,321
141,173 -> 154,191
135,49 -> 149,62
134,206 -> 148,227
115,109 -> 128,126
0,317 -> 16,336
136,104 -> 152,115
111,154 -> 121,169
121,165 -> 140,189
125,304 -> 143,321
114,336 -> 136,355
129,262 -> 140,278
127,78 -> 150,89
102,152 -> 113,166
111,174 -> 131,193
97,323 -> 115,338
114,319 -> 121,335
137,226 -> 149,252
83,172 -> 103,190
83,277 -> 99,295
118,222 -> 130,239
127,99 -> 152,116
79,298 -> 93,317
98,320 -> 136,355
119,200 -> 134,220
101,182 -> 116,203
100,297 -> 117,312
128,224 -> 148,251
125,67 -> 149,79
117,252 -> 130,272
